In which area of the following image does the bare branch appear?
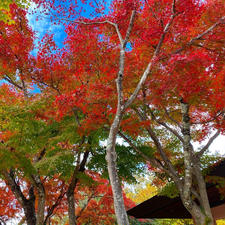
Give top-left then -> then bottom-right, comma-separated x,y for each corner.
118,130 -> 169,173
124,1 -> 177,110
135,108 -> 182,191
163,107 -> 181,128
197,130 -> 220,158
3,75 -> 23,90
123,10 -> 136,48
147,108 -> 184,143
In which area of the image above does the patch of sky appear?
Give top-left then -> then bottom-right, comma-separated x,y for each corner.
26,0 -> 113,56
0,80 -> 5,86
27,2 -> 67,56
29,83 -> 41,94
26,0 -> 118,58
125,42 -> 132,52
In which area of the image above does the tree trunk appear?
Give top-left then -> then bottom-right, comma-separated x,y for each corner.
106,114 -> 130,225
67,173 -> 77,225
179,100 -> 215,225
193,163 -> 215,225
23,200 -> 37,225
3,171 -> 37,225
67,151 -> 89,225
31,175 -> 45,225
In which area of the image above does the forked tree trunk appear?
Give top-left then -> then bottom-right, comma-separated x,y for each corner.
180,100 -> 215,225
3,171 -> 37,225
182,199 -> 215,225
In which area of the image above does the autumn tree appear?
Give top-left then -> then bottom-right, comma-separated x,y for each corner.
0,7 -> 140,225
1,0 -> 225,225
33,0 -> 225,224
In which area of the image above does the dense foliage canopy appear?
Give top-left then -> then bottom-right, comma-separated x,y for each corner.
0,0 -> 225,225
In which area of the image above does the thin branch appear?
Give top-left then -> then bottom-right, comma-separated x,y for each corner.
44,185 -> 66,224
58,17 -> 124,46
191,111 -> 224,125
135,108 -> 182,191
76,192 -> 95,220
31,75 -> 61,94
123,1 -> 177,110
145,0 -> 164,29
147,108 -> 184,143
155,0 -> 176,56
163,107 -> 181,128
123,10 -> 136,48
170,16 -> 225,56
118,131 -> 152,162
196,130 -> 220,158
3,75 -> 23,90
118,130 -> 170,173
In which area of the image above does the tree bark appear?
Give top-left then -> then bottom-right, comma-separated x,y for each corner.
67,151 -> 89,225
2,170 -> 37,225
193,163 -> 215,225
31,175 -> 45,225
106,114 -> 130,225
67,168 -> 77,225
179,100 -> 215,225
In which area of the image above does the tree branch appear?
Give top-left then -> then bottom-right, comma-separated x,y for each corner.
123,10 -> 136,49
2,170 -> 27,207
124,1 -> 177,110
147,108 -> 184,143
191,111 -> 224,125
3,75 -> 23,90
118,130 -> 170,173
196,130 -> 220,158
44,184 -> 66,224
135,108 -> 182,191
76,192 -> 95,220
170,16 -> 225,56
163,107 -> 182,128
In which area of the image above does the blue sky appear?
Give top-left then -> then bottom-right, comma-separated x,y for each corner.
26,0 -> 112,55
1,1 -> 104,90
27,3 -> 67,55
